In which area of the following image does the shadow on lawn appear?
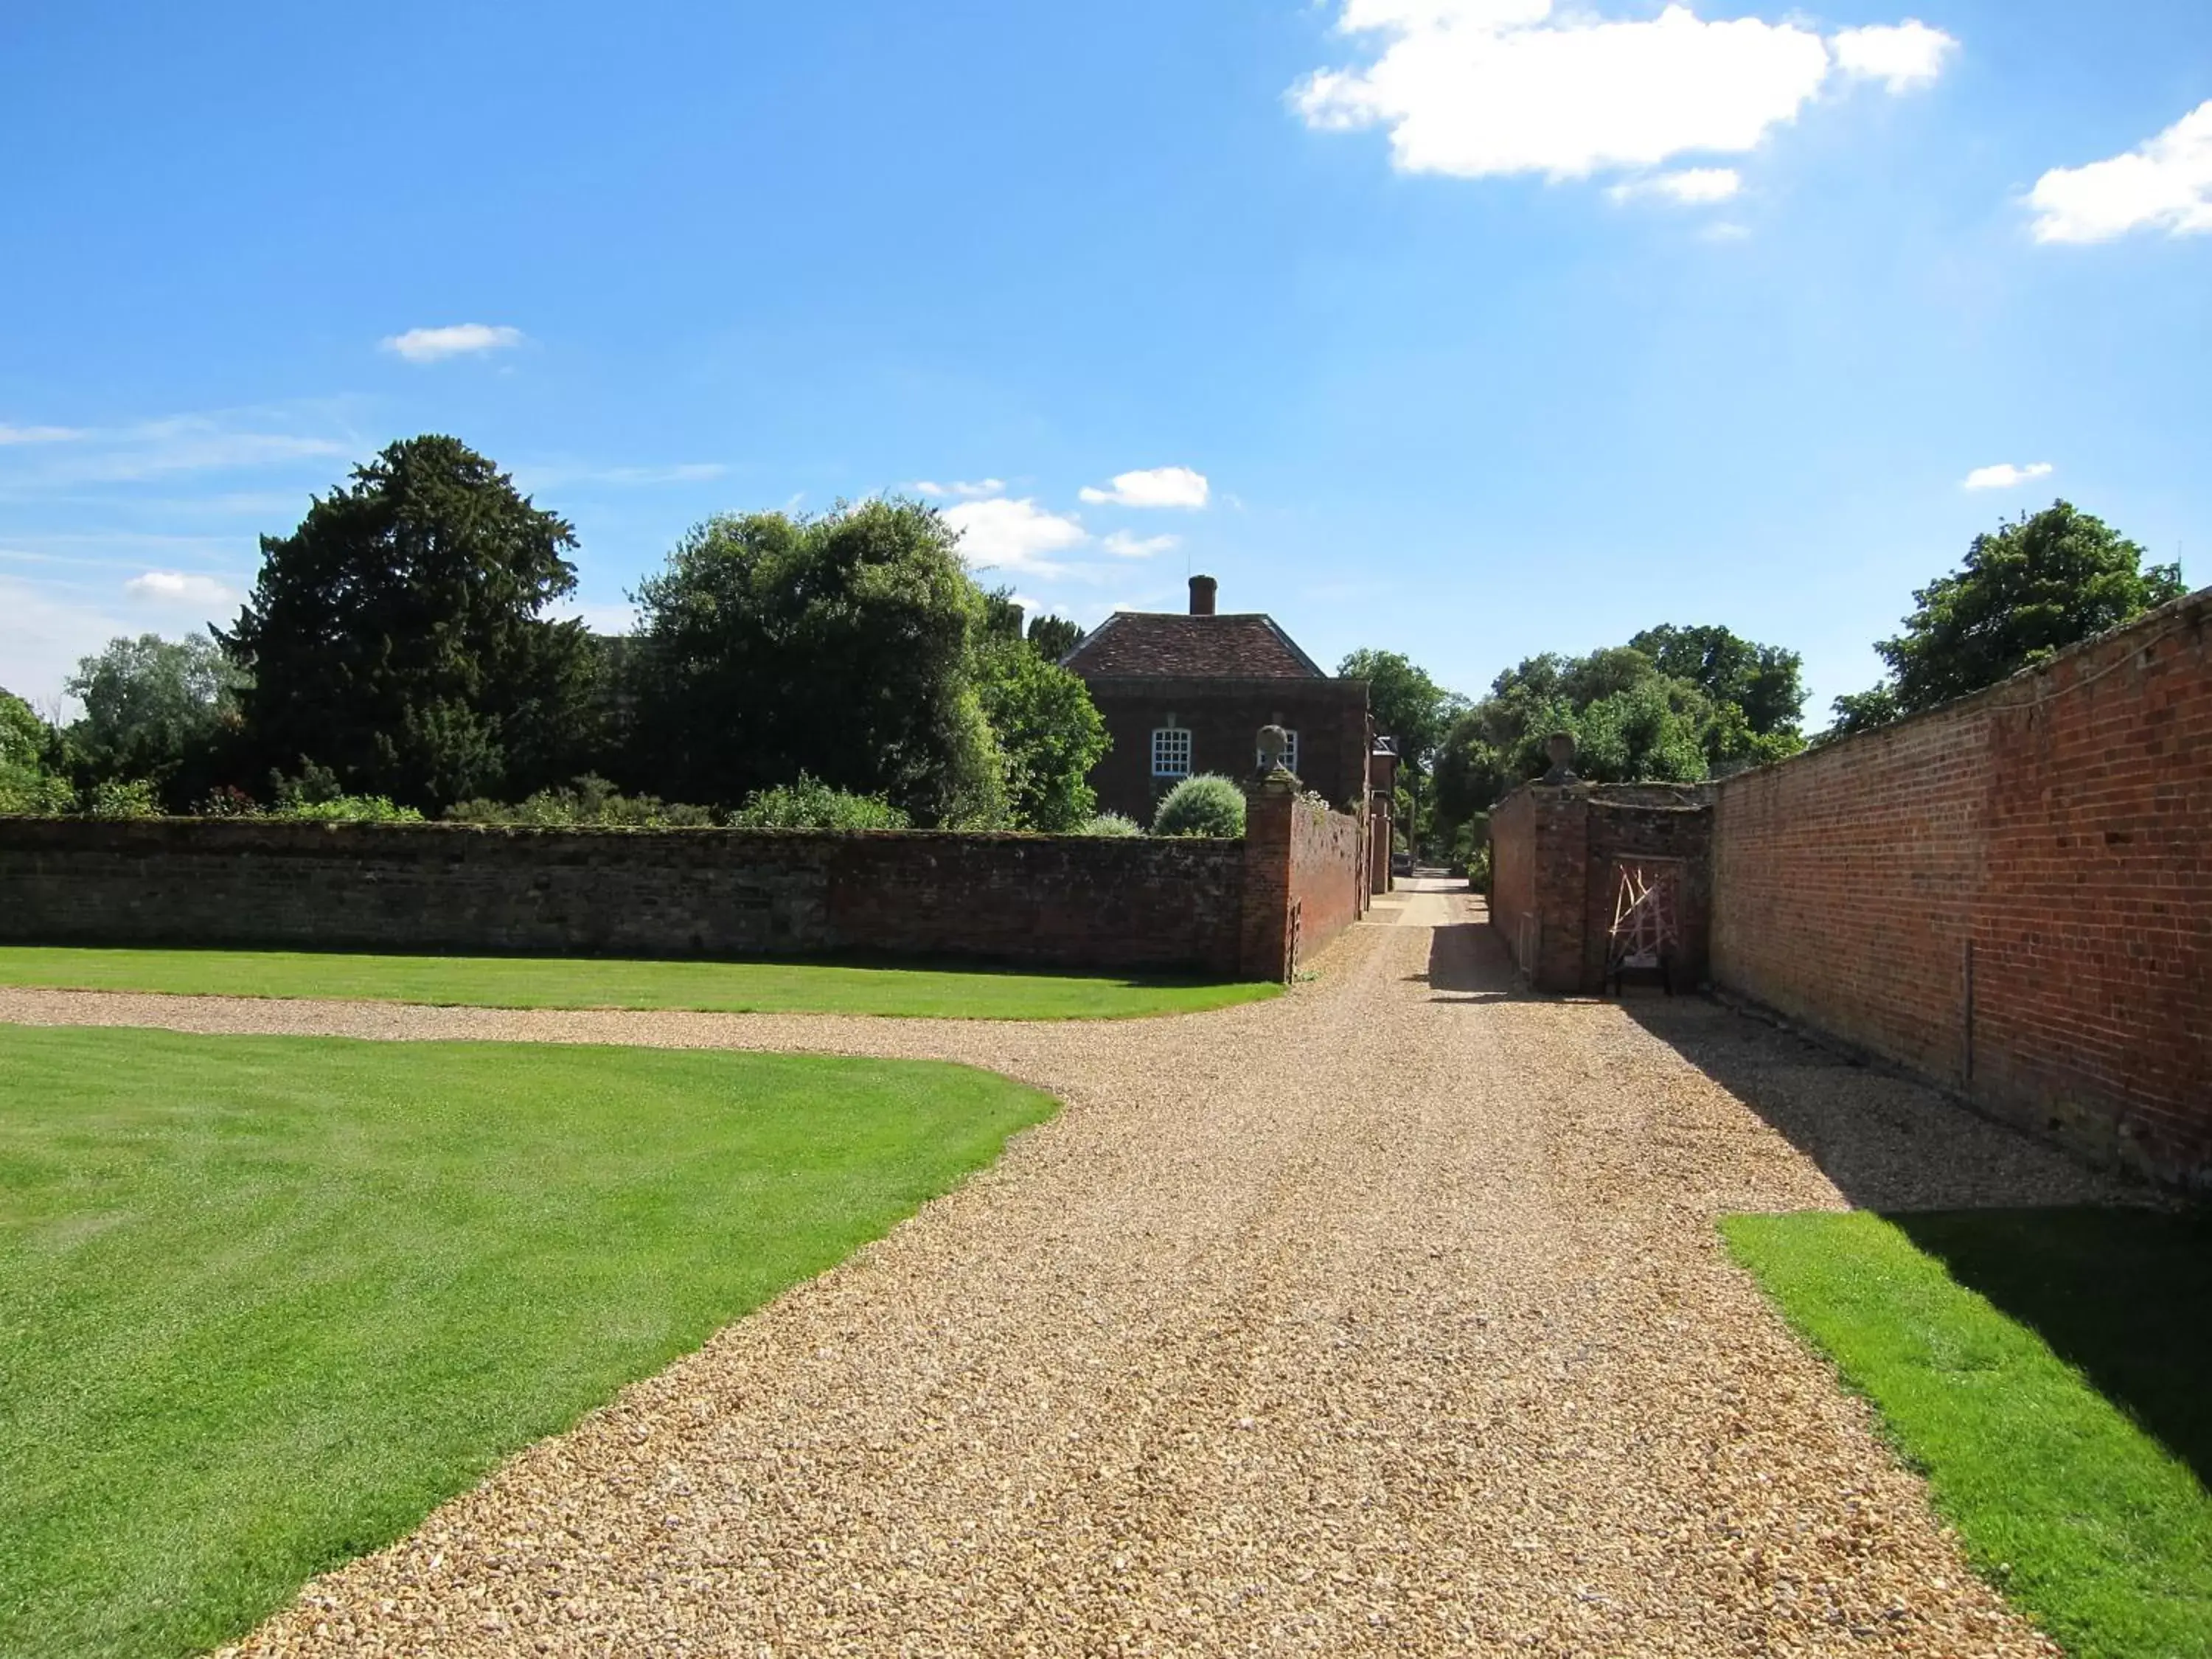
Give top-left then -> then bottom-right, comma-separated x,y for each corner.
1885,1206 -> 2212,1489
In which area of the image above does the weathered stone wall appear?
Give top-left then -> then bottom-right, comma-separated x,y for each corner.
0,819 -> 1251,975
1711,589 -> 2212,1191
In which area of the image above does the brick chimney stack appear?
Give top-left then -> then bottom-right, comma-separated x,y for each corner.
1189,574 -> 1218,616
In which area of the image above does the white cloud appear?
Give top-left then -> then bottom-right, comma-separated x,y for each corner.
1608,166 -> 1742,204
1078,466 -> 1211,509
1963,462 -> 2054,490
1293,2 -> 1954,184
0,423 -> 83,445
2028,101 -> 2212,245
913,478 -> 1006,498
1830,21 -> 1955,91
940,496 -> 1089,573
380,323 -> 526,364
125,569 -> 242,608
1102,530 -> 1180,558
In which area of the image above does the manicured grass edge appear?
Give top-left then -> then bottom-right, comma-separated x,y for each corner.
1721,1211 -> 2212,1659
0,945 -> 1283,1020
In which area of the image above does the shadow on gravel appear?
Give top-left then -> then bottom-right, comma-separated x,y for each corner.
1421,923 -> 1531,1004
1884,1206 -> 2212,1486
1617,995 -> 2139,1213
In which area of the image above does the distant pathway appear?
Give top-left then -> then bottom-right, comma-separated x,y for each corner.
4,887 -> 2118,1656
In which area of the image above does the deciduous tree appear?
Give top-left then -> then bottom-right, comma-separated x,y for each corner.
1829,501 -> 2185,732
63,633 -> 243,791
630,498 -> 1006,825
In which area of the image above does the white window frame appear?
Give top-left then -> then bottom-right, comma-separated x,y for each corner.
1151,724 -> 1192,779
1257,728 -> 1298,775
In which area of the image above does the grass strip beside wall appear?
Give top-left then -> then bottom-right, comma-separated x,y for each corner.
0,945 -> 1281,1020
1723,1208 -> 2212,1659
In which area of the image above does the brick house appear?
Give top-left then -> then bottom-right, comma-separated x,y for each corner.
1062,576 -> 1377,826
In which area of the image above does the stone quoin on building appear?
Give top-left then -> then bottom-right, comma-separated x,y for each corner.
1060,576 -> 1389,832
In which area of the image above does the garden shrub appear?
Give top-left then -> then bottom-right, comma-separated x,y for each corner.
271,795 -> 424,824
445,775 -> 714,829
85,778 -> 161,819
0,768 -> 74,816
1152,773 -> 1245,838
1078,811 -> 1142,838
728,773 -> 911,831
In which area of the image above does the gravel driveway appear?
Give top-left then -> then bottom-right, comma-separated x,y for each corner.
4,885 -> 2125,1656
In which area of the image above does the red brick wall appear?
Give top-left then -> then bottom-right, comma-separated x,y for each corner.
1711,591 -> 2212,1189
1489,785 -> 1710,992
1237,781 -> 1368,980
1489,789 -> 1538,975
1582,801 -> 1712,992
1290,793 -> 1366,965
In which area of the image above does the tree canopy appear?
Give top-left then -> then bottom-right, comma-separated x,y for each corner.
974,614 -> 1110,832
1830,501 -> 2185,732
1428,623 -> 1807,836
0,689 -> 72,815
1336,649 -> 1466,770
63,633 -> 243,790
221,435 -> 595,808
630,499 -> 1009,825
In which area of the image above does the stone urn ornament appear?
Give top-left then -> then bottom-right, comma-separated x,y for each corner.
1543,730 -> 1580,784
1257,723 -> 1294,779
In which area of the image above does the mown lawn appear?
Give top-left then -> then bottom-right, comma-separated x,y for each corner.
1724,1208 -> 2212,1659
0,1024 -> 1056,1659
0,945 -> 1279,1020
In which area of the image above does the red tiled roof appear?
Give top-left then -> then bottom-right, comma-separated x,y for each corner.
1061,612 -> 1326,679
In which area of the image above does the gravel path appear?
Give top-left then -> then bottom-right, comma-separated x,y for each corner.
5,886 -> 2127,1656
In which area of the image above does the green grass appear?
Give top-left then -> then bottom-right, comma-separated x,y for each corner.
1723,1208 -> 2212,1659
0,945 -> 1279,1020
0,1024 -> 1056,1659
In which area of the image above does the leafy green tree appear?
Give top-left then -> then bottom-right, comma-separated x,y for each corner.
1336,649 -> 1467,768
0,689 -> 74,815
1427,625 -> 1801,835
1830,501 -> 2185,731
63,633 -> 244,788
1824,684 -> 1905,738
630,499 -> 1006,826
222,435 -> 596,809
974,636 -> 1109,831
1627,624 -> 1806,745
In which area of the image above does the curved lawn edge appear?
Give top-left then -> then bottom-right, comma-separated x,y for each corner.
0,945 -> 1281,1020
0,1026 -> 1059,1659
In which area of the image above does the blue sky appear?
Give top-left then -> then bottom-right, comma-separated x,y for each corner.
3,1 -> 2207,724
